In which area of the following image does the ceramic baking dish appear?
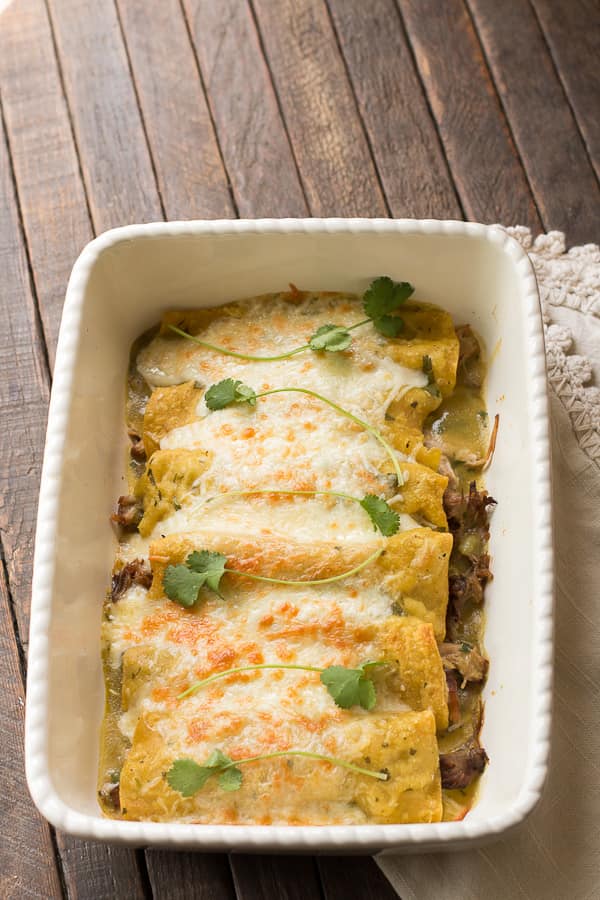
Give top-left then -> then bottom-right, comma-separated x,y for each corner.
26,219 -> 553,853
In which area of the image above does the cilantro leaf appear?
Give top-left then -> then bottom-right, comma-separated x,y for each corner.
309,324 -> 352,352
359,494 -> 400,536
219,767 -> 243,791
320,666 -> 362,708
372,314 -> 404,338
235,382 -> 258,405
363,276 -> 414,319
167,752 -> 243,796
166,758 -> 212,796
163,551 -> 227,606
204,748 -> 233,769
358,678 -> 377,711
320,662 -> 381,710
187,550 -> 227,596
163,565 -> 207,607
205,378 -> 256,410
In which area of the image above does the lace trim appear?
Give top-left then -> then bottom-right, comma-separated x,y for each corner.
503,227 -> 600,466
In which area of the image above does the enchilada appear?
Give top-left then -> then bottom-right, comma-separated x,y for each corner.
100,282 -> 493,825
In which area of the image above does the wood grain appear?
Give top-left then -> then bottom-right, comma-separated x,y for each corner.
0,104 -> 50,647
399,0 -> 541,229
0,5 -> 161,895
0,563 -> 63,899
230,855 -> 324,900
183,0 -> 308,217
531,0 -> 600,181
0,4 -> 154,896
468,0 -> 600,243
319,856 -> 399,900
115,0 -> 235,220
327,0 -> 462,220
146,851 -> 236,900
4,1 -> 592,897
52,839 -> 147,900
0,0 -> 93,364
251,0 -> 388,216
45,0 -> 163,230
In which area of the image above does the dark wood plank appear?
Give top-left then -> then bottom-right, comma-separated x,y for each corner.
399,0 -> 542,229
53,838 -> 147,900
0,100 -> 50,647
115,0 -> 235,220
39,6 -> 246,897
182,0 -> 308,217
0,6 -> 158,896
45,0 -> 163,230
0,3 -> 164,895
468,0 -> 600,243
230,855 -> 323,900
146,851 -> 236,900
327,0 -> 462,220
531,0 -> 600,181
0,562 -> 63,899
319,857 -> 398,900
0,0 -> 93,364
251,0 -> 388,216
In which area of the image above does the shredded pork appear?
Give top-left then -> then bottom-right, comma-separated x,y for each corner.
111,494 -> 143,531
127,428 -> 146,462
444,481 -> 496,640
111,558 -> 152,602
439,744 -> 488,789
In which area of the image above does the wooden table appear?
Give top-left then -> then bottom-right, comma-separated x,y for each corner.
0,1 -> 597,897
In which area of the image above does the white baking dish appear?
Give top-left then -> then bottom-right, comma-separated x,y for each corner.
26,219 -> 553,853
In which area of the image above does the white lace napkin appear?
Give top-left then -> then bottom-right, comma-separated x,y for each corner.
378,229 -> 600,900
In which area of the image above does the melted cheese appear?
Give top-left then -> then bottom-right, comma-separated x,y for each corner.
101,289 -> 459,825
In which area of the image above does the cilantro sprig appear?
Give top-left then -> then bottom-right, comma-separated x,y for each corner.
166,751 -> 242,796
358,494 -> 400,536
363,276 -> 414,337
203,382 -> 404,487
168,276 -> 413,359
308,323 -> 352,351
163,550 -> 227,606
205,378 -> 257,409
162,547 -> 383,608
178,660 -> 386,709
203,488 -> 400,536
320,661 -> 382,710
166,748 -> 390,797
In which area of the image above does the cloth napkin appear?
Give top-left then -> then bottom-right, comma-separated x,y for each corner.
378,229 -> 600,900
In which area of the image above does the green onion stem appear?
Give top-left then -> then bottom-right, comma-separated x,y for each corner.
222,750 -> 389,781
253,387 -> 404,485
168,318 -> 371,362
178,663 -> 325,699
